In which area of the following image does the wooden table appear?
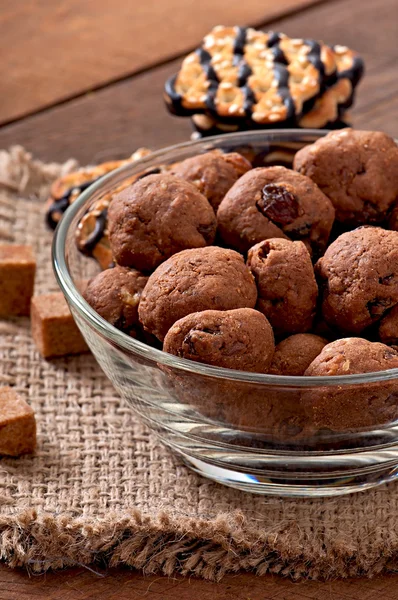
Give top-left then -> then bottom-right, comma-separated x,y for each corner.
1,0 -> 398,597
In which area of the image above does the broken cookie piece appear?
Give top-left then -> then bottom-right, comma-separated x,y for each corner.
31,292 -> 89,358
0,245 -> 36,317
0,387 -> 36,456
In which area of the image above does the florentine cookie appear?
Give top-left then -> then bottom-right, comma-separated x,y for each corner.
247,238 -> 318,336
46,149 -> 151,229
165,26 -> 337,125
171,149 -> 251,210
316,226 -> 398,334
164,308 -> 274,372
294,129 -> 398,225
165,26 -> 363,135
108,173 -> 216,272
83,265 -> 148,336
303,338 -> 398,430
269,333 -> 327,375
138,246 -> 257,341
217,166 -> 335,255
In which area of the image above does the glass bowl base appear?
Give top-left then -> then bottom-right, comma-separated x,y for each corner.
176,451 -> 398,498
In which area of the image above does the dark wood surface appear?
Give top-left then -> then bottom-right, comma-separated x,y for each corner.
1,0 -> 398,597
0,0 -> 321,125
2,566 -> 398,600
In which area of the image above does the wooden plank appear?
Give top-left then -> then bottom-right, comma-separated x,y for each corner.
1,565 -> 398,600
0,0 -> 395,164
0,0 -> 324,125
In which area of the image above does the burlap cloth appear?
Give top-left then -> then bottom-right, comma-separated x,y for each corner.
0,146 -> 398,581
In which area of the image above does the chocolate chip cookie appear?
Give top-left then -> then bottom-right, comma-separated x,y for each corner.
108,173 -> 216,272
316,226 -> 398,334
138,246 -> 257,341
303,338 -> 398,430
164,308 -> 274,372
269,333 -> 327,375
217,166 -> 335,255
294,129 -> 398,225
247,238 -> 318,335
83,265 -> 148,335
171,149 -> 252,210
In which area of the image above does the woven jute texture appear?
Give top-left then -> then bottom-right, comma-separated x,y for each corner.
1,147 -> 398,581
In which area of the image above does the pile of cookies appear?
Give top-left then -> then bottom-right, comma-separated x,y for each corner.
76,128 -> 398,392
163,26 -> 364,137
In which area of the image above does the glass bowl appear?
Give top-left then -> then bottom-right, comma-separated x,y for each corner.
52,129 -> 398,498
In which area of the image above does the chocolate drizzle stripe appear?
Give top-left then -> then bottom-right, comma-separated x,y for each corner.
304,39 -> 325,81
267,32 -> 281,47
46,175 -> 102,230
233,26 -> 247,56
81,208 -> 108,254
336,55 -> 365,87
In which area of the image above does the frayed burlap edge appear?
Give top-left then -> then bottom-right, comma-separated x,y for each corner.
1,509 -> 398,581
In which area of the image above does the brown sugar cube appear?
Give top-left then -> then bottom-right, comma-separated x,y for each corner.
0,245 -> 36,316
31,292 -> 89,358
0,387 -> 36,456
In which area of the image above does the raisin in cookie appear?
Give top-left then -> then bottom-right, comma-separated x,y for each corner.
247,238 -> 318,336
316,226 -> 398,334
108,173 -> 216,272
217,166 -> 334,255
294,129 -> 398,225
164,308 -> 274,372
139,247 -> 257,341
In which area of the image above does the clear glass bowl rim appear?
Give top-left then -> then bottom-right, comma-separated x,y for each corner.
52,128 -> 398,388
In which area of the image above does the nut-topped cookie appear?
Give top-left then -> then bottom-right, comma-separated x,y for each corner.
294,129 -> 398,225
171,149 -> 251,210
165,26 -> 336,126
164,308 -> 274,372
247,238 -> 318,336
108,173 -> 217,272
217,166 -> 335,255
138,246 -> 257,341
46,149 -> 151,229
316,226 -> 398,334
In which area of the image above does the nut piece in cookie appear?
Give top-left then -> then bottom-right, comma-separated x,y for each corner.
0,245 -> 36,317
0,387 -> 36,456
108,174 -> 216,272
83,265 -> 148,336
379,305 -> 398,347
164,308 -> 274,372
217,166 -> 335,255
138,246 -> 257,341
247,238 -> 318,336
316,226 -> 398,334
303,338 -> 398,430
269,334 -> 327,376
294,129 -> 398,225
171,149 -> 251,210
